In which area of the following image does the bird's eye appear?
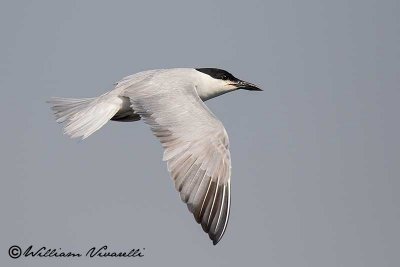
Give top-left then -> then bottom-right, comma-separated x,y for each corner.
221,75 -> 227,80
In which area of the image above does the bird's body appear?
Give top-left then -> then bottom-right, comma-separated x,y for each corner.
48,68 -> 261,245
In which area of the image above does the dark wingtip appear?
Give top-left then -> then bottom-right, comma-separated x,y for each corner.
212,238 -> 221,245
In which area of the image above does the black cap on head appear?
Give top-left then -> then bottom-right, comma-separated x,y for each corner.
196,68 -> 239,82
196,68 -> 262,91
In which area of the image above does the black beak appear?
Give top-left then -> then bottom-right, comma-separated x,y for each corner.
235,80 -> 263,91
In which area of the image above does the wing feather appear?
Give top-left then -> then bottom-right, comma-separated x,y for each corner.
122,71 -> 231,244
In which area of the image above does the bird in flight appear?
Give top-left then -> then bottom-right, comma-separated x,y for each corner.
48,68 -> 262,245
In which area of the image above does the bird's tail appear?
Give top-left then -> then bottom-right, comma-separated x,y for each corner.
48,92 -> 122,140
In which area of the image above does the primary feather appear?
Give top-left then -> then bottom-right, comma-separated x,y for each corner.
48,68 -> 236,244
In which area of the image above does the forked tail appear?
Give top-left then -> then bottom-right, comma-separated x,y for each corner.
48,92 -> 122,139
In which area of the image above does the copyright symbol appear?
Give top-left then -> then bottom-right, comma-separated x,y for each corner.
8,245 -> 22,259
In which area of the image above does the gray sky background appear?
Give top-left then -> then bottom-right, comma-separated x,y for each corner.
1,1 -> 399,266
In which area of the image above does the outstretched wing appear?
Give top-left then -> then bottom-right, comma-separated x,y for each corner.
122,72 -> 231,245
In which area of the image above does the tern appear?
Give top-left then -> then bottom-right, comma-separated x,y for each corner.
48,68 -> 262,245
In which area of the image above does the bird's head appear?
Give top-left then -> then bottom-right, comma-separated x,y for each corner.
195,68 -> 262,101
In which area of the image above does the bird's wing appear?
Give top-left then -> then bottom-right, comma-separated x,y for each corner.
122,76 -> 231,245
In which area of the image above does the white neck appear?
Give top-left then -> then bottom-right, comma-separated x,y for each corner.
193,71 -> 237,101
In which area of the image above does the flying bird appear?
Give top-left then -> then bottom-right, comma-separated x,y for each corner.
48,68 -> 262,245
